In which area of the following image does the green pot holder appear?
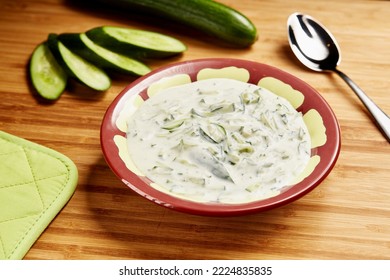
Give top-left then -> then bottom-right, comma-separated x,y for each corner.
0,130 -> 78,259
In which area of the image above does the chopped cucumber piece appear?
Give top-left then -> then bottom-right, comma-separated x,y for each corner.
29,42 -> 67,100
200,123 -> 226,144
191,108 -> 210,118
162,119 -> 185,130
245,183 -> 260,193
188,177 -> 206,186
58,33 -> 151,76
47,34 -> 111,91
210,102 -> 235,114
242,89 -> 261,104
207,123 -> 226,143
86,26 -> 187,58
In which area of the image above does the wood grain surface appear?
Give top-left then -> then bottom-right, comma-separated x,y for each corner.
0,0 -> 389,260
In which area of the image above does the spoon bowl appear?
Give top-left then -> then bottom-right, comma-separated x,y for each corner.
288,13 -> 340,71
287,12 -> 390,142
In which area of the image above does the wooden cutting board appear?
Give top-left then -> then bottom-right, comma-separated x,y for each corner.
0,0 -> 389,259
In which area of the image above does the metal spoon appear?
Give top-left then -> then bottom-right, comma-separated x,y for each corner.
287,12 -> 390,142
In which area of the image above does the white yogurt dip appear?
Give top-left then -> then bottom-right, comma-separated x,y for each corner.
126,78 -> 311,203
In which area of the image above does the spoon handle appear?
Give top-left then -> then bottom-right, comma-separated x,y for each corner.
334,69 -> 390,143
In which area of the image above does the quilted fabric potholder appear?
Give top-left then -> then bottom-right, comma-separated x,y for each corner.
0,130 -> 78,259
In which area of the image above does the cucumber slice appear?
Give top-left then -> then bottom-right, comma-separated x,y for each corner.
200,123 -> 226,144
47,33 -> 111,91
162,119 -> 185,130
29,42 -> 67,100
58,33 -> 151,76
86,26 -> 187,58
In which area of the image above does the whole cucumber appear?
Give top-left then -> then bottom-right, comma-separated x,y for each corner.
95,0 -> 258,48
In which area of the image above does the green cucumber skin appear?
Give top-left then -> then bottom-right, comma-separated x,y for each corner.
47,33 -> 80,79
47,33 -> 111,91
29,42 -> 67,101
85,27 -> 186,59
95,0 -> 258,48
58,33 -> 151,76
57,33 -> 105,67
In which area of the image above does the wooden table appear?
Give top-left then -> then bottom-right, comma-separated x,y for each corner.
1,0 -> 389,260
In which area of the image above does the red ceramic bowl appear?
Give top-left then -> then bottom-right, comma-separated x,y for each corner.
101,58 -> 340,216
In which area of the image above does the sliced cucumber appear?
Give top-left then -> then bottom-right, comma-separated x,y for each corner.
29,42 -> 67,100
47,33 -> 111,91
86,26 -> 187,58
58,32 -> 151,76
200,123 -> 226,144
162,119 -> 185,130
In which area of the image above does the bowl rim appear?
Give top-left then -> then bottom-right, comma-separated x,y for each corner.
100,58 -> 341,216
